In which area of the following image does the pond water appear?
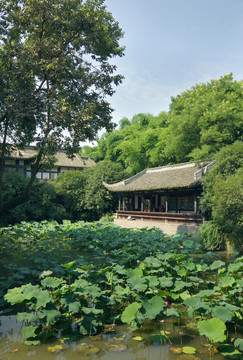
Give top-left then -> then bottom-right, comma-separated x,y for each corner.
0,314 -> 227,360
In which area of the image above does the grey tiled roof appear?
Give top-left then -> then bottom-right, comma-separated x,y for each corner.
9,147 -> 96,168
103,162 -> 214,192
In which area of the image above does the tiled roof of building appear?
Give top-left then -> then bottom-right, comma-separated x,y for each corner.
9,147 -> 96,168
103,161 -> 214,192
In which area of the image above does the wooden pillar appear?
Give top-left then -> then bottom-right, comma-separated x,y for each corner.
122,195 -> 125,210
194,195 -> 197,214
141,195 -> 144,212
118,195 -> 121,211
150,194 -> 154,212
134,194 -> 139,210
165,196 -> 168,212
155,194 -> 158,210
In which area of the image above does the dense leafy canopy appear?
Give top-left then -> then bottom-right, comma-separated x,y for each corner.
54,160 -> 127,221
81,74 -> 243,171
200,141 -> 243,250
165,74 -> 243,162
0,0 -> 124,205
0,160 -> 126,225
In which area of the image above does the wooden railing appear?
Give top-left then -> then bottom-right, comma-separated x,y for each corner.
116,210 -> 203,225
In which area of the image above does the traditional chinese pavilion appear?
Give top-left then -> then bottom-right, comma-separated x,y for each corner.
103,161 -> 214,233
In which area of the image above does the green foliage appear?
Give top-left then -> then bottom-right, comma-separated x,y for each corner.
54,161 -> 127,221
0,172 -> 66,225
165,74 -> 243,162
199,221 -> 224,250
54,170 -> 86,221
201,141 -> 243,250
197,318 -> 227,343
1,0 -> 124,203
82,160 -> 128,219
1,220 -> 243,355
81,112 -> 170,174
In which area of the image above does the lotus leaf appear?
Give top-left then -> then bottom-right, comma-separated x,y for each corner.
144,256 -> 162,268
24,340 -> 41,345
35,290 -> 52,308
114,285 -> 131,296
47,345 -> 65,353
113,264 -> 127,275
169,347 -> 183,354
234,338 -> 243,351
145,275 -> 159,288
112,334 -> 125,341
17,312 -> 37,323
180,290 -> 191,300
121,302 -> 142,324
126,267 -> 143,278
184,296 -> 202,308
141,295 -> 165,320
82,307 -> 103,315
79,316 -> 101,335
210,260 -> 225,270
182,346 -> 197,354
60,294 -> 81,313
174,280 -> 187,292
39,270 -> 53,278
87,284 -> 101,298
4,284 -> 30,304
106,343 -> 127,352
218,344 -> 242,358
127,276 -> 147,292
179,355 -> 201,360
211,306 -> 234,322
103,324 -> 115,333
89,334 -> 102,341
228,263 -> 242,273
148,333 -> 169,344
77,343 -> 99,354
197,317 -> 226,343
38,309 -> 61,324
41,276 -> 63,289
21,325 -> 39,339
61,260 -> 76,269
159,276 -> 173,288
183,260 -> 195,271
164,308 -> 180,317
236,279 -> 243,287
196,289 -> 215,298
219,276 -> 236,288
182,240 -> 194,248
132,336 -> 143,341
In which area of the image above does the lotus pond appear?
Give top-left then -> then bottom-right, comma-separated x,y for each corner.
0,220 -> 242,360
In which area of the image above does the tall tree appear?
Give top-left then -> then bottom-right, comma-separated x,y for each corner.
200,141 -> 243,250
165,74 -> 243,162
0,6 -> 38,210
1,0 -> 124,202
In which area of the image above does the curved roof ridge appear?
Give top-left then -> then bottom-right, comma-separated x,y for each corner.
103,161 -> 214,193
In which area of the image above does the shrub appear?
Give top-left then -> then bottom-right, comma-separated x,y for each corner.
1,172 -> 66,225
199,221 -> 225,250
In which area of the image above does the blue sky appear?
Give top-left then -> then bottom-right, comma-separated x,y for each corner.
102,0 -> 243,128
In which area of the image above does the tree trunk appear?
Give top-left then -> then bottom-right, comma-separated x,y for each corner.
0,115 -> 9,213
24,148 -> 44,199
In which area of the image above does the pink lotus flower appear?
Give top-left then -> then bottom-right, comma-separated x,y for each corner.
136,259 -> 140,263
179,245 -> 184,249
165,300 -> 169,306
